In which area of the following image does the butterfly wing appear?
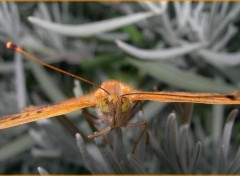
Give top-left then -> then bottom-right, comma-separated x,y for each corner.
0,93 -> 97,129
126,91 -> 240,104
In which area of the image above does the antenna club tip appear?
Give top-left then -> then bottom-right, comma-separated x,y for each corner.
6,42 -> 18,51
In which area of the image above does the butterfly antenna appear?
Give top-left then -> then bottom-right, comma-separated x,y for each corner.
6,42 -> 110,95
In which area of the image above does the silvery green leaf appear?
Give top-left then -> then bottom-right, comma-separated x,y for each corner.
112,129 -> 126,162
212,25 -> 237,51
9,2 -> 20,37
219,2 -> 230,18
211,105 -> 224,144
96,33 -> 128,41
51,3 -> 61,23
141,101 -> 166,122
181,2 -> 191,28
100,145 -> 125,173
38,166 -> 50,175
0,134 -> 34,161
76,133 -> 108,174
209,3 -> 240,45
222,109 -> 238,155
28,11 -> 158,37
0,2 -> 21,39
73,80 -> 84,98
187,13 -> 205,41
198,49 -> 240,66
226,149 -> 240,174
32,148 -> 61,158
165,113 -> 180,173
148,131 -> 172,169
21,35 -> 55,56
189,141 -> 202,173
209,3 -> 220,31
92,134 -> 128,173
139,2 -> 168,13
128,58 -> 235,93
14,51 -> 27,109
193,2 -> 204,18
38,2 -> 51,21
127,154 -> 147,174
178,125 -> 189,173
173,2 -> 182,27
192,119 -> 201,139
159,12 -> 177,45
117,40 -> 206,60
218,145 -> 227,174
35,3 -> 64,50
29,60 -> 66,103
132,125 -> 146,162
0,62 -> 14,73
32,120 -> 81,163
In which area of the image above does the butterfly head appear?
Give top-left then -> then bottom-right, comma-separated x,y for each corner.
98,95 -> 130,114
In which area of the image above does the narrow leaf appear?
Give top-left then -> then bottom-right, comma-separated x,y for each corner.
127,154 -> 147,174
28,11 -> 158,37
0,134 -> 34,161
189,141 -> 202,173
166,113 -> 180,173
218,145 -> 227,174
76,133 -> 108,174
128,58 -> 236,93
100,146 -> 125,173
226,149 -> 240,174
117,40 -> 206,60
198,49 -> 240,66
112,129 -> 126,162
178,125 -> 189,174
38,166 -> 50,175
148,131 -> 172,169
222,109 -> 238,154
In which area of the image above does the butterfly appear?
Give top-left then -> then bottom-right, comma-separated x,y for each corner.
1,42 -> 240,140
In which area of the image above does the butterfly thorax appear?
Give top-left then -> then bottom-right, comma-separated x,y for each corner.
100,80 -> 133,95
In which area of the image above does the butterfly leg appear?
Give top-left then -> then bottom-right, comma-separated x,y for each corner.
55,115 -> 84,137
82,109 -> 98,129
82,110 -> 113,149
125,120 -> 148,154
88,126 -> 112,138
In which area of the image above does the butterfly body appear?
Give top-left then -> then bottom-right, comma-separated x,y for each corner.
88,80 -> 136,138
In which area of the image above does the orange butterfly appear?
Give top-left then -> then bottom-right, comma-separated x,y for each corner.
1,42 -> 240,140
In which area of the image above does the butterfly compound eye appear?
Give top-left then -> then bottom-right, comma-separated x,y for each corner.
121,97 -> 130,113
99,97 -> 109,113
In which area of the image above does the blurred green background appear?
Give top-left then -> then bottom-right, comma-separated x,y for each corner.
0,2 -> 240,174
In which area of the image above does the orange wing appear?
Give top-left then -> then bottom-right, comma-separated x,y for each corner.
0,93 -> 97,129
126,91 -> 240,104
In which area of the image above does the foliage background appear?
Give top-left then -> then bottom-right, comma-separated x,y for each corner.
0,2 -> 240,174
